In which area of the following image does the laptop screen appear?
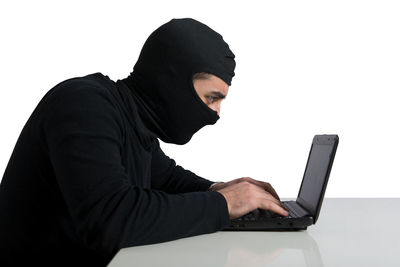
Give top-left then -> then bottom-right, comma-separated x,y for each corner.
297,135 -> 338,221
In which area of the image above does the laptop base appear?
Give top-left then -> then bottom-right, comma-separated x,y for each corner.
223,216 -> 313,231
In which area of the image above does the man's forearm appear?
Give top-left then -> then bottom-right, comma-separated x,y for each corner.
159,165 -> 216,193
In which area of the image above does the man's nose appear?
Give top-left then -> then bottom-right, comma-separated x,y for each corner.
216,103 -> 221,116
210,103 -> 221,116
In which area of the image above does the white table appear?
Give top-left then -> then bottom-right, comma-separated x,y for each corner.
108,198 -> 400,266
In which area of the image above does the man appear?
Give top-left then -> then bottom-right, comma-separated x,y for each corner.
0,18 -> 288,265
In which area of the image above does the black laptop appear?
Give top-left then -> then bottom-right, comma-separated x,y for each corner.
224,134 -> 339,231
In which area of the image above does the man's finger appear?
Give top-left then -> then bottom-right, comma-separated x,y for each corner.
260,201 -> 289,217
264,183 -> 281,201
259,188 -> 281,206
250,180 -> 281,201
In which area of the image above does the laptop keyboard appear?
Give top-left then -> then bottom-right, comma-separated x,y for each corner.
233,202 -> 297,221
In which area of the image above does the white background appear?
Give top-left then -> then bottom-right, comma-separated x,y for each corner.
1,0 -> 399,197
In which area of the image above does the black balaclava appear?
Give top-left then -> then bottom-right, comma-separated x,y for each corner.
120,18 -> 236,145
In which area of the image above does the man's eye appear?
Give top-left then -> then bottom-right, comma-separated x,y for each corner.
208,96 -> 216,103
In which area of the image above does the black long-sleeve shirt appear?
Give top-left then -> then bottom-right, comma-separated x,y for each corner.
0,73 -> 230,265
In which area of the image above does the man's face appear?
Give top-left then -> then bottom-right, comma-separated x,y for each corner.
193,74 -> 229,116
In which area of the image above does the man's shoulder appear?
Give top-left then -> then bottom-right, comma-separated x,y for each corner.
26,73 -> 124,128
49,72 -> 113,96
40,72 -> 118,108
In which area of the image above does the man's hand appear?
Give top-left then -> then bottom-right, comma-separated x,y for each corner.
210,177 -> 281,201
211,177 -> 289,219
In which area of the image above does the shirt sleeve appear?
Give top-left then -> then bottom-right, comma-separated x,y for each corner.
150,140 -> 215,193
43,84 -> 230,255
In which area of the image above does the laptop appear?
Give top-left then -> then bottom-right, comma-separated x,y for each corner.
224,134 -> 339,231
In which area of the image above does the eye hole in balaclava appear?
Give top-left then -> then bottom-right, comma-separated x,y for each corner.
192,72 -> 225,116
120,18 -> 236,145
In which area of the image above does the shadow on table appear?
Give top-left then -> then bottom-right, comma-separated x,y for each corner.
110,231 -> 323,267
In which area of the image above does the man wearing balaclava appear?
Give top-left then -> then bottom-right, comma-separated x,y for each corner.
0,18 -> 288,265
